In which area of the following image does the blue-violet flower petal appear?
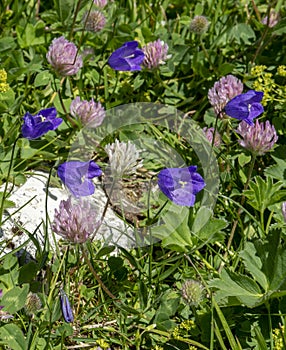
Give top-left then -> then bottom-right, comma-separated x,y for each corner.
224,90 -> 264,125
158,166 -> 206,206
57,160 -> 102,197
108,41 -> 145,71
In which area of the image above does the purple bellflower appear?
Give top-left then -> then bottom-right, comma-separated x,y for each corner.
224,90 -> 264,125
57,160 -> 102,197
108,41 -> 145,71
22,107 -> 62,140
158,166 -> 206,206
60,289 -> 74,323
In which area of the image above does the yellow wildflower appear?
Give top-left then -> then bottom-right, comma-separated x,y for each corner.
251,65 -> 267,76
277,65 -> 286,77
273,326 -> 285,350
0,69 -> 7,82
0,82 -> 10,93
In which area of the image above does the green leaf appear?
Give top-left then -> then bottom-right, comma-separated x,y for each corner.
228,23 -> 256,45
0,88 -> 15,113
1,284 -> 29,313
0,192 -> 15,209
244,176 -> 284,213
264,156 -> 286,185
34,71 -> 53,87
54,0 -> 74,23
209,270 -> 263,308
16,23 -> 45,49
238,153 -> 251,167
193,216 -> 228,244
239,242 -> 268,291
0,324 -> 27,350
152,206 -> 193,252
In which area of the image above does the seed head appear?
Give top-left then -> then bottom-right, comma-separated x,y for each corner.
25,292 -> 42,315
181,279 -> 204,306
190,15 -> 210,34
83,10 -> 106,32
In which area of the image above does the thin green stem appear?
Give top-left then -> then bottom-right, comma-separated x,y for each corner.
0,136 -> 20,224
81,246 -> 117,300
218,154 -> 256,273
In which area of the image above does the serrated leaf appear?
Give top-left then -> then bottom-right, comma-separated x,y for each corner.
228,23 -> 256,45
264,156 -> 286,184
239,242 -> 268,290
209,270 -> 263,308
244,176 -> 284,212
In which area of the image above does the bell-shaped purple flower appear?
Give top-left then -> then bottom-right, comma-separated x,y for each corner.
158,166 -> 206,206
57,160 -> 102,197
108,41 -> 145,71
22,107 -> 62,140
224,90 -> 264,125
60,289 -> 74,322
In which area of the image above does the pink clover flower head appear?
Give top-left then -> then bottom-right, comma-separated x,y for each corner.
261,10 -> 279,28
203,127 -> 222,147
46,36 -> 83,76
52,196 -> 99,243
93,0 -> 108,7
158,166 -> 205,206
208,74 -> 244,115
57,160 -> 102,197
225,90 -> 264,125
236,119 -> 278,156
142,39 -> 170,69
70,96 -> 106,127
22,107 -> 62,139
108,41 -> 145,71
83,10 -> 106,32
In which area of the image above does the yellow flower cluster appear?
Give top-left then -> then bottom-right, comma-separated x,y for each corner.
0,69 -> 10,93
277,65 -> 286,77
152,346 -> 164,350
95,339 -> 110,349
273,326 -> 285,350
250,65 -> 286,105
172,319 -> 196,339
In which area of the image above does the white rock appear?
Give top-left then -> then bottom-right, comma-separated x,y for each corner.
0,171 -> 133,258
